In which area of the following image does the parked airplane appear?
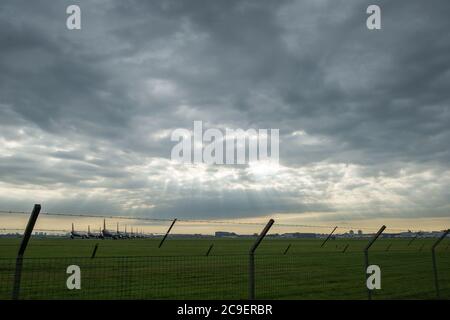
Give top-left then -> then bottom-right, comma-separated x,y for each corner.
87,225 -> 103,239
130,226 -> 140,238
121,225 -> 131,239
71,223 -> 88,239
115,222 -> 125,239
102,219 -> 119,239
136,228 -> 146,238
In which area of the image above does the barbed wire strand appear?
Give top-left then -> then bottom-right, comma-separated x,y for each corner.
0,209 -> 446,233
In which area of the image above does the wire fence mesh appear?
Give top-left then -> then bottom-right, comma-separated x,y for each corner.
0,209 -> 449,300
0,255 -> 248,300
0,249 -> 448,300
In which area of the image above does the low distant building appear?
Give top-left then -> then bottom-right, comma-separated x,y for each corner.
215,231 -> 238,238
283,232 -> 316,239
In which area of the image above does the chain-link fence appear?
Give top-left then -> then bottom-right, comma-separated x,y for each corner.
255,250 -> 450,299
0,249 -> 449,300
0,255 -> 248,300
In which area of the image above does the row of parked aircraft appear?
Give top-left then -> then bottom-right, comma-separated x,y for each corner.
70,219 -> 148,239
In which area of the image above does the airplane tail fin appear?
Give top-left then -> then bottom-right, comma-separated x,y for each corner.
103,219 -> 106,230
88,225 -> 90,233
72,223 -> 74,232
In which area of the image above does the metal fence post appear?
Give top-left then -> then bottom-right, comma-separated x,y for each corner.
364,225 -> 386,300
407,234 -> 418,247
12,204 -> 41,300
158,218 -> 177,248
249,219 -> 274,300
432,229 -> 449,299
91,243 -> 99,259
385,243 -> 392,252
283,244 -> 291,255
205,244 -> 214,256
320,226 -> 337,248
342,244 -> 349,253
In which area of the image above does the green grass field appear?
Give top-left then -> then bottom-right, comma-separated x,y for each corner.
0,237 -> 449,300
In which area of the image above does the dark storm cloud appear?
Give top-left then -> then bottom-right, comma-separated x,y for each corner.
1,0 -> 450,221
143,189 -> 331,220
275,1 -> 450,167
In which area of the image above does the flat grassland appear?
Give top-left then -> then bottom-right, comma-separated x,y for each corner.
0,237 -> 449,300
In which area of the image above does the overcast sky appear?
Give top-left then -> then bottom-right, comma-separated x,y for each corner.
1,0 -> 450,230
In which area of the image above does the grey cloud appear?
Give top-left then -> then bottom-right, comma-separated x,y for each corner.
0,0 -> 449,222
